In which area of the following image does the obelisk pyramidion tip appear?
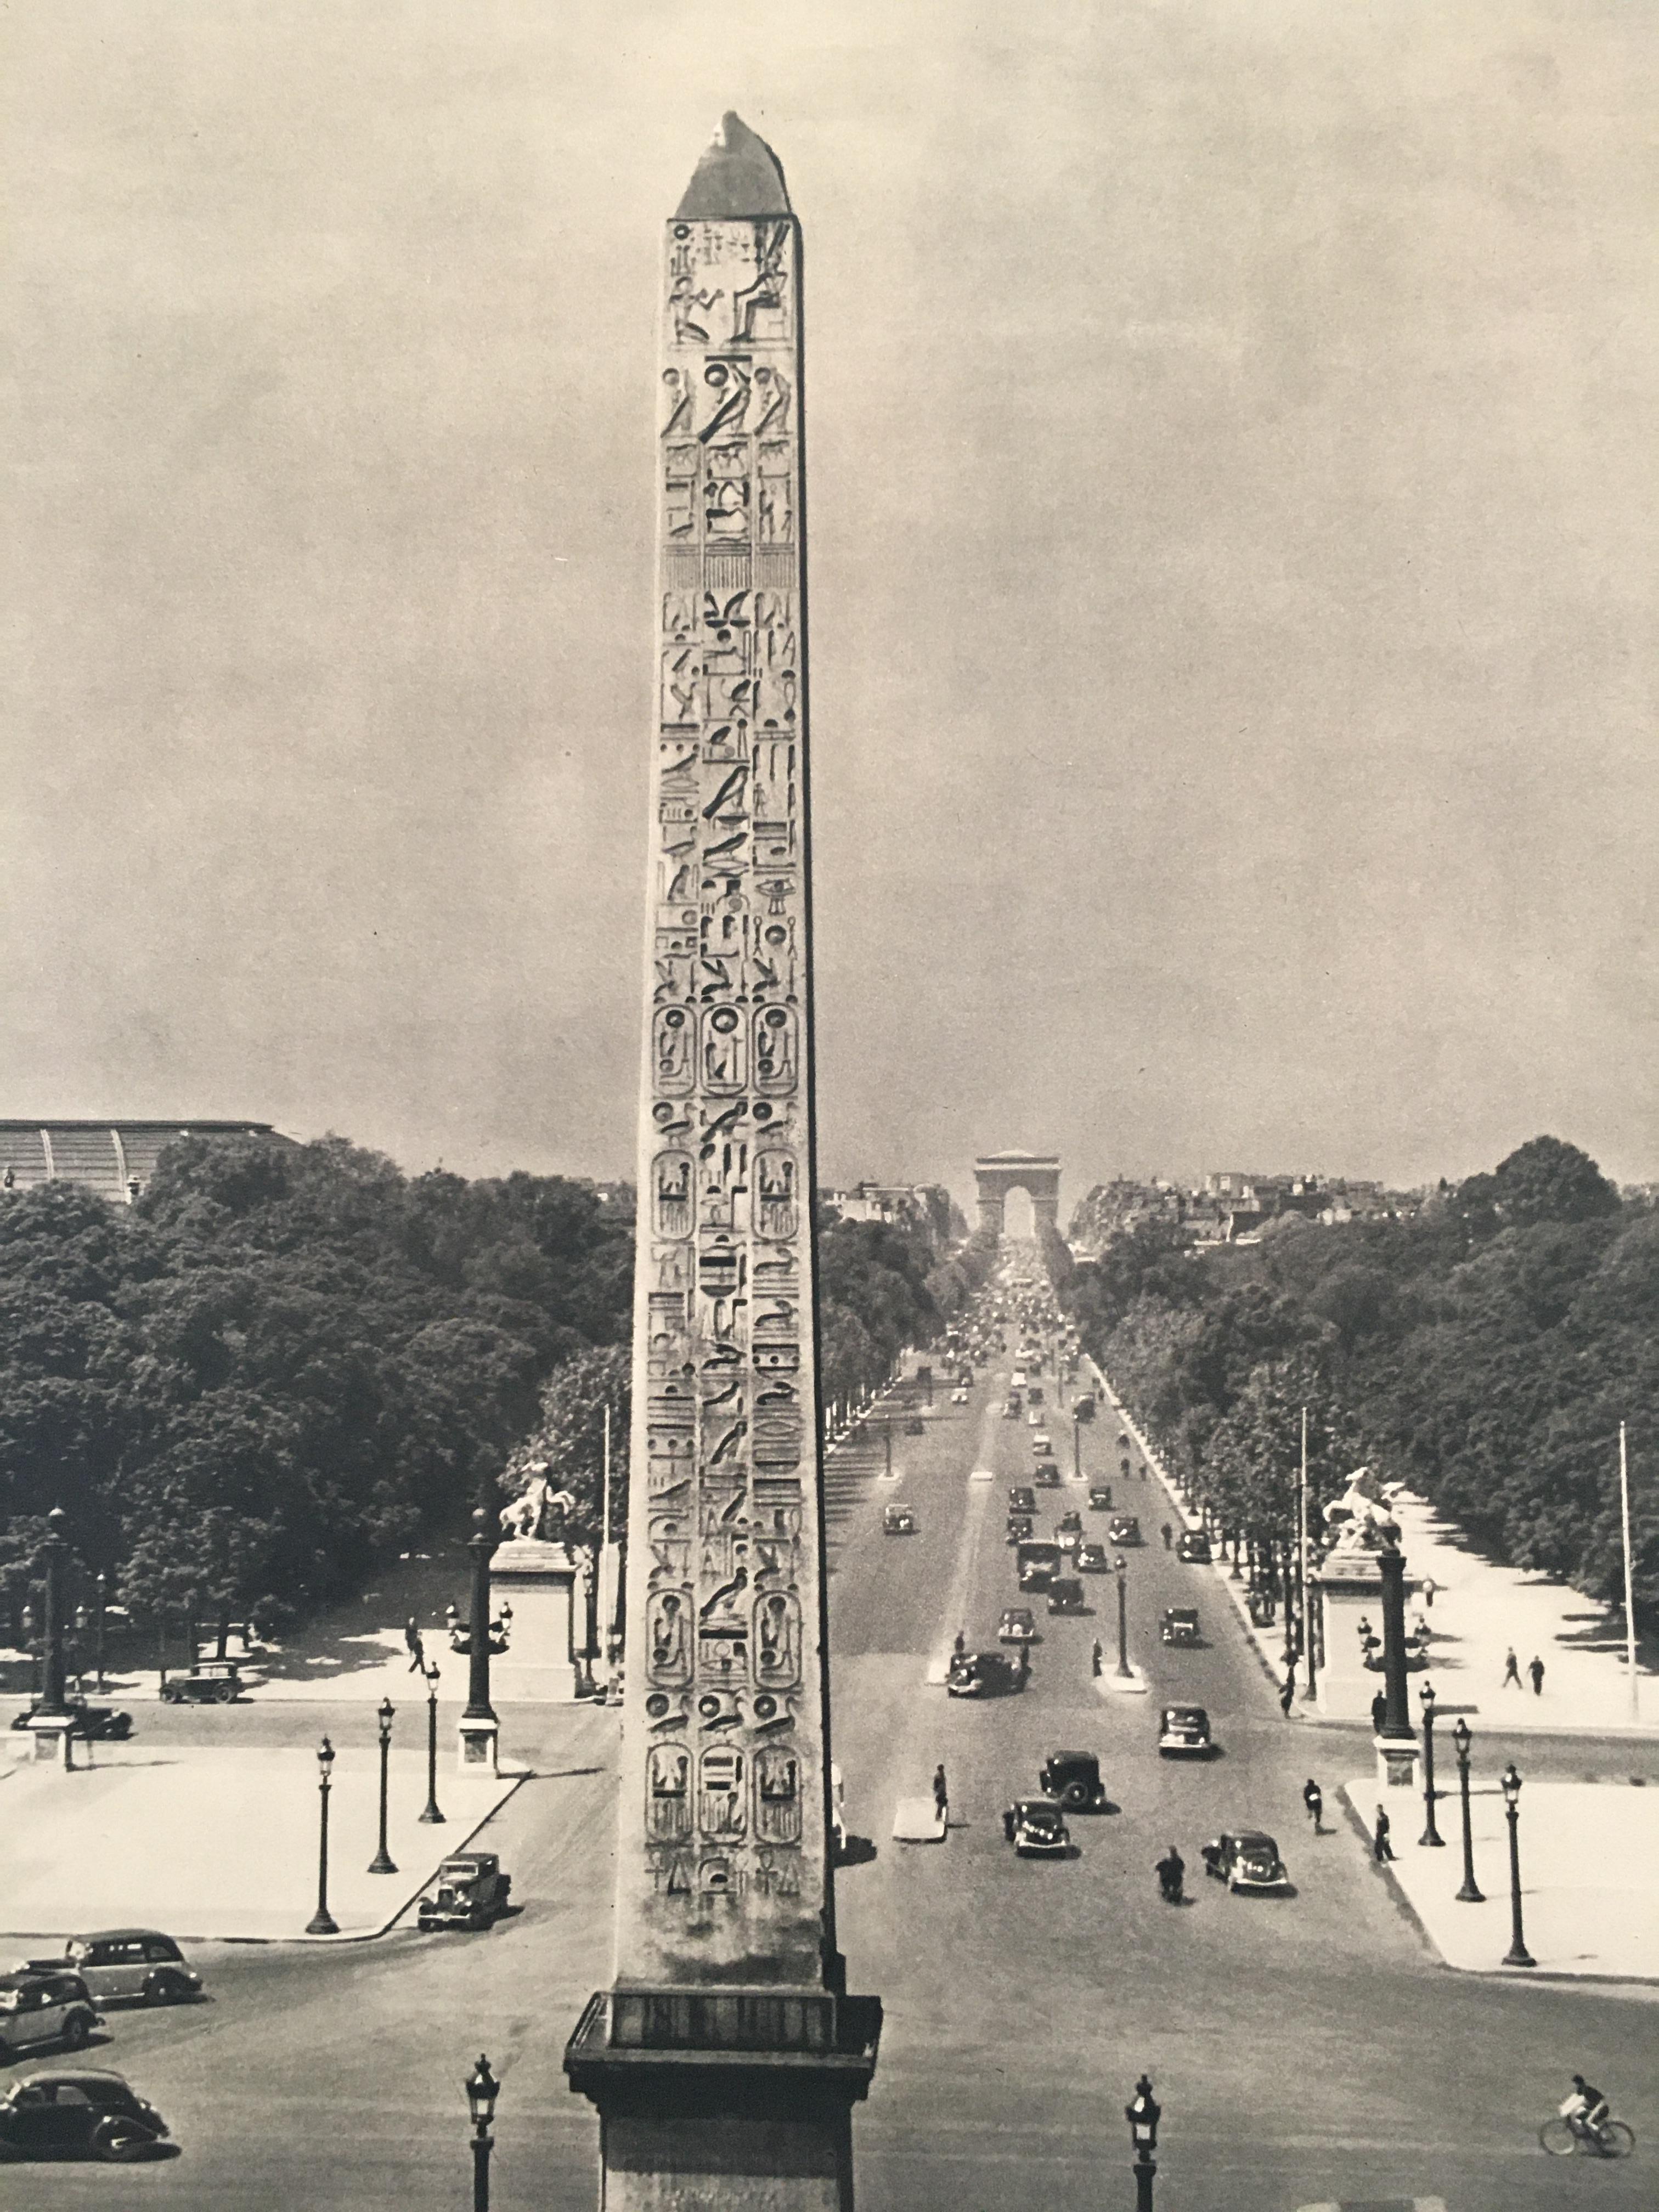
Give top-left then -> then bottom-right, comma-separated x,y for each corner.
674,111 -> 792,219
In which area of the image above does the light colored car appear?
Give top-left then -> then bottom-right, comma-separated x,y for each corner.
998,1606 -> 1037,1644
1157,1705 -> 1214,1757
58,1931 -> 201,2008
1031,1431 -> 1053,1456
0,1971 -> 102,2063
950,1386 -> 969,1404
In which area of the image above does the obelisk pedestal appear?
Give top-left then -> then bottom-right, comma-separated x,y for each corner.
565,113 -> 879,2205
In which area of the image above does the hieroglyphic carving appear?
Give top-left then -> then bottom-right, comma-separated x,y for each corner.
622,194 -> 822,1974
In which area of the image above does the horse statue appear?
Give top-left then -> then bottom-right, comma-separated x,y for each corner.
499,1472 -> 577,1544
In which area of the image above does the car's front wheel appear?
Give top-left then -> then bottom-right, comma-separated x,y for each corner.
93,2123 -> 153,2163
62,2012 -> 92,2050
146,1972 -> 190,2006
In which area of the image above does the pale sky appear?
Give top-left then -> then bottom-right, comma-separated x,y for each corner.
4,1 -> 1655,1214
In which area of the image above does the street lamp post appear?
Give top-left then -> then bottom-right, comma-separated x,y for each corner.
1452,1717 -> 1483,1902
1072,1414 -> 1081,1485
38,1507 -> 71,1719
306,1736 -> 340,1936
882,1421 -> 892,1480
419,1661 -> 445,1825
1500,1762 -> 1535,1967
20,1604 -> 38,1698
368,1696 -> 398,1874
94,1571 -> 107,1692
1114,1555 -> 1131,1680
1417,1679 -> 1444,1847
465,2054 -> 500,2212
1125,2073 -> 1160,2212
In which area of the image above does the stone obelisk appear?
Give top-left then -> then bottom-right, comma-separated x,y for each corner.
565,115 -> 880,2210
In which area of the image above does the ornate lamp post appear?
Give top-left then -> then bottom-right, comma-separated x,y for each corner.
465,2054 -> 500,2212
368,1696 -> 398,1875
1417,1679 -> 1444,1846
20,1603 -> 38,1699
1452,1717 -> 1483,1902
94,1571 -> 108,1692
306,1735 -> 340,1936
73,1604 -> 88,1696
1114,1555 -> 1131,1679
1125,2073 -> 1160,2211
1500,1762 -> 1535,1967
459,1507 -> 502,1770
419,1661 -> 445,1825
1071,1412 -> 1082,1485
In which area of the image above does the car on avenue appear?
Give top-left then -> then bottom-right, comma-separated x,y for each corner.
1201,1831 -> 1289,1893
1075,1542 -> 1110,1573
1056,1509 -> 1083,1537
0,2070 -> 170,2162
1007,1485 -> 1037,1515
1158,1705 -> 1214,1757
1160,1607 -> 1201,1647
1033,1463 -> 1062,1489
1107,1515 -> 1143,1546
160,1660 -> 249,1707
1176,1530 -> 1212,1564
1030,1431 -> 1053,1457
47,1933 -> 201,2010
1010,1369 -> 1026,1387
1002,1397 -> 1023,1419
882,1504 -> 917,1536
416,1853 -> 513,1932
1002,1798 -> 1074,1857
9,1700 -> 133,1743
998,1607 -> 1038,1645
1005,1514 -> 1035,1545
1040,1748 -> 1108,1810
904,1416 -> 926,1436
1015,1542 -> 1064,1594
0,1972 -> 102,2064
1047,1577 -> 1086,1616
1087,1484 -> 1114,1512
946,1650 -> 1023,1699
1074,1395 -> 1096,1422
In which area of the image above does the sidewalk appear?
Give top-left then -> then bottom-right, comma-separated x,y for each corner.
1089,1360 -> 1659,1740
1339,1775 -> 1659,1982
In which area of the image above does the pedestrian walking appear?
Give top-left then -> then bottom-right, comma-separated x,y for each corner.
1373,1804 -> 1395,1861
953,1628 -> 966,1660
1279,1668 -> 1296,1718
1303,1778 -> 1324,1833
1161,1522 -> 1173,1550
1502,1646 -> 1522,1690
933,1763 -> 949,1827
1091,1638 -> 1103,1679
404,1617 -> 426,1674
1017,1643 -> 1030,1686
1370,1689 -> 1389,1735
1528,1654 -> 1545,1696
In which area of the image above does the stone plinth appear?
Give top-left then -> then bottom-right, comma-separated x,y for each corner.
488,1538 -> 580,1703
1314,1554 -> 1414,1722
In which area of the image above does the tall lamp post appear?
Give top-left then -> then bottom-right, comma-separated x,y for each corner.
459,1507 -> 502,1770
1500,1762 -> 1535,1968
465,2054 -> 500,2212
1125,2073 -> 1160,2212
94,1571 -> 108,1692
419,1661 -> 445,1825
1417,1679 -> 1444,1846
368,1697 -> 398,1874
1114,1555 -> 1131,1680
1071,1413 -> 1082,1485
305,1736 -> 340,1936
1452,1717 -> 1483,1902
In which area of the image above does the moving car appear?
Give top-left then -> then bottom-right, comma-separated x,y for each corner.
1087,1483 -> 1114,1512
1015,1542 -> 1064,1594
56,1932 -> 201,2008
160,1660 -> 247,1706
882,1503 -> 917,1536
1007,1485 -> 1036,1515
1002,1397 -> 1022,1419
1157,1705 -> 1214,1757
0,1971 -> 101,2063
1107,1515 -> 1143,1545
1005,1514 -> 1034,1544
1040,1748 -> 1108,1810
0,2070 -> 169,2162
1033,1463 -> 1062,1489
416,1852 -> 513,1931
1074,1395 -> 1096,1422
950,1386 -> 969,1404
1201,1831 -> 1289,1893
1176,1530 -> 1212,1564
1010,1369 -> 1026,1388
1075,1542 -> 1110,1573
1025,1386 -> 1045,1408
9,1699 -> 133,1742
1160,1606 -> 1201,1647
998,1607 -> 1038,1644
1031,1432 -> 1053,1457
946,1650 -> 1023,1698
1003,1798 -> 1074,1857
1047,1577 -> 1086,1615
1056,1509 -> 1083,1538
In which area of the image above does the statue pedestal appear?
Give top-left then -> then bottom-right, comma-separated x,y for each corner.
489,1538 -> 582,1703
457,1715 -> 499,1776
1314,1556 -> 1413,1722
1374,1733 -> 1420,1790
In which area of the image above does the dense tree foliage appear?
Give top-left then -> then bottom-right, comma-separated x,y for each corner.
1062,1138 -> 1658,1613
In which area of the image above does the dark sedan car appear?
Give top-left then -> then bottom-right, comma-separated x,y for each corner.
1176,1530 -> 1212,1564
1002,1799 -> 1074,1857
0,2070 -> 170,2161
1107,1515 -> 1142,1545
1040,1748 -> 1108,1810
1202,1830 -> 1289,1893
9,1700 -> 133,1743
1007,1486 -> 1037,1516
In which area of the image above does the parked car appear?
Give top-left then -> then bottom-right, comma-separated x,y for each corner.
1176,1530 -> 1212,1564
0,2069 -> 169,2162
1040,1748 -> 1108,1810
1160,1607 -> 1201,1647
1201,1831 -> 1289,1893
1075,1542 -> 1110,1573
0,1971 -> 101,2063
946,1650 -> 1023,1699
9,1700 -> 133,1742
1157,1705 -> 1214,1757
55,1932 -> 201,2008
1002,1798 -> 1074,1857
998,1607 -> 1037,1645
1047,1578 -> 1086,1616
416,1853 -> 512,1931
160,1661 -> 247,1707
1007,1486 -> 1036,1515
1087,1483 -> 1113,1511
882,1503 -> 917,1536
1107,1515 -> 1142,1545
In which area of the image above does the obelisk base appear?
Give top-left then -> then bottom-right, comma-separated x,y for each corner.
565,1989 -> 881,2212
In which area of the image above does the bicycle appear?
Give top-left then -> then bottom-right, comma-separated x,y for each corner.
1539,2112 -> 1636,2158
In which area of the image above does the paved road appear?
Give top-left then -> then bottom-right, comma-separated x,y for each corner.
10,1351 -> 1657,2211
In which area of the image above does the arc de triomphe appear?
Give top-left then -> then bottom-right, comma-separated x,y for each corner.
974,1152 -> 1060,1235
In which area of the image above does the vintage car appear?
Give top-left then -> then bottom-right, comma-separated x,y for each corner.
1157,1705 -> 1214,1757
160,1660 -> 248,1706
946,1650 -> 1023,1699
0,1971 -> 102,2063
9,1698 -> 134,1742
0,2069 -> 170,2162
1040,1748 -> 1108,1810
950,1386 -> 969,1404
1002,1397 -> 1023,1419
1087,1483 -> 1114,1512
1031,1431 -> 1054,1457
1003,1798 -> 1074,1857
1176,1530 -> 1213,1564
998,1606 -> 1038,1645
1056,1509 -> 1083,1537
1005,1514 -> 1035,1545
57,1930 -> 202,2008
1025,1386 -> 1045,1408
882,1503 -> 917,1536
1015,1542 -> 1063,1594
1007,1485 -> 1037,1516
1047,1577 -> 1086,1616
1160,1607 -> 1201,1647
1075,1542 -> 1110,1573
1201,1831 -> 1289,1893
1107,1515 -> 1143,1546
417,1853 -> 513,1932
1033,1462 -> 1062,1489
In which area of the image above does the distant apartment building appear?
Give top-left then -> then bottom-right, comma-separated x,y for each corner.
820,1181 -> 961,1240
0,1120 -> 294,1205
1071,1169 -> 1410,1251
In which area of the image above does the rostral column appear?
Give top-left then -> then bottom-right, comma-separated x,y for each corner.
565,114 -> 880,2211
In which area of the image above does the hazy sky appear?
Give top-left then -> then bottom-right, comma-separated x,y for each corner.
4,2 -> 1655,1214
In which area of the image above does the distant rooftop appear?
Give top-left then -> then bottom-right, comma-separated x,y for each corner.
675,111 -> 792,220
0,1121 -> 294,1204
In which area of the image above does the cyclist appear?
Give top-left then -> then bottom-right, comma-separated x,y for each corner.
1563,2075 -> 1610,2141
1302,1778 -> 1324,1833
